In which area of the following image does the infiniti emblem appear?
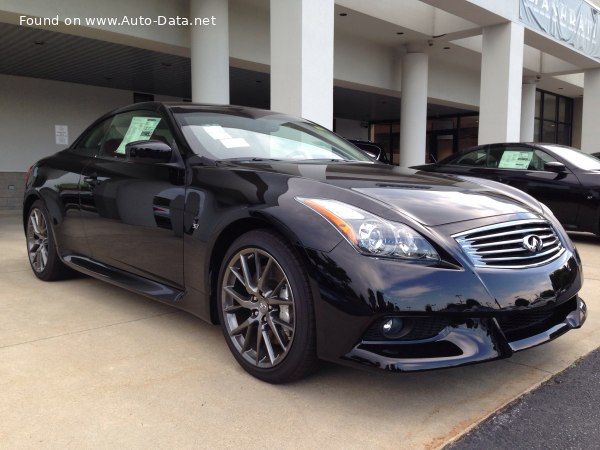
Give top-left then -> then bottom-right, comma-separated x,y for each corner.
522,234 -> 544,253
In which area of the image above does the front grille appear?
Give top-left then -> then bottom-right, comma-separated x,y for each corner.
358,341 -> 462,359
496,296 -> 577,341
453,219 -> 565,268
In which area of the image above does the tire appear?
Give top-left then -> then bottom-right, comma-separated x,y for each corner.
25,200 -> 70,281
217,229 -> 318,383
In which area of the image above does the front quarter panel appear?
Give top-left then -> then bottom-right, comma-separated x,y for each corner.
181,166 -> 348,319
24,151 -> 91,257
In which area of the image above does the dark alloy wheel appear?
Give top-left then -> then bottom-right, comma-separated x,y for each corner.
26,200 -> 69,281
217,229 -> 317,383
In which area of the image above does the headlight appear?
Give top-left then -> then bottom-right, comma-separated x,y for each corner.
297,197 -> 440,262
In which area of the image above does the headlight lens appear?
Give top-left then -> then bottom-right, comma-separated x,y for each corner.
298,198 -> 440,261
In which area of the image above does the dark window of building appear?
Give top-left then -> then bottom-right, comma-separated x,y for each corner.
370,113 -> 478,164
133,92 -> 155,103
534,90 -> 572,145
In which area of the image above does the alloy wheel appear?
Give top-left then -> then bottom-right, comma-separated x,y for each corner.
27,207 -> 49,273
221,248 -> 296,368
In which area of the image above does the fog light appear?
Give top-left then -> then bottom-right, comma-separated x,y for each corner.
382,318 -> 404,339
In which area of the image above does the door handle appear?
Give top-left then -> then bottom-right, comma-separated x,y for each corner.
83,173 -> 99,186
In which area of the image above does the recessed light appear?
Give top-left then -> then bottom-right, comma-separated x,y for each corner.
396,32 -> 404,35
161,62 -> 172,67
444,46 -> 451,50
558,87 -> 564,90
34,40 -> 44,45
256,80 -> 262,83
339,12 -> 348,16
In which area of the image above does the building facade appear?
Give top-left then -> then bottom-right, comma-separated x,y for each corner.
1,0 -> 600,208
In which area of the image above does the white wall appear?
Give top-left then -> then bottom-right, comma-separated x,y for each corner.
334,32 -> 397,92
334,118 -> 368,140
428,59 -> 480,108
229,0 -> 270,66
0,74 -> 161,171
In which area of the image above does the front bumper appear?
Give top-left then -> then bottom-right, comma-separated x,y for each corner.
306,230 -> 584,372
344,296 -> 587,372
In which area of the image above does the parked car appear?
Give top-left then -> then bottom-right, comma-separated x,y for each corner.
24,104 -> 586,383
413,143 -> 600,235
347,139 -> 391,164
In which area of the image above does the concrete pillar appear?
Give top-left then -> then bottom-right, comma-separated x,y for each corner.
399,46 -> 429,167
581,68 -> 600,153
479,22 -> 524,144
520,79 -> 537,142
270,0 -> 334,129
190,0 -> 229,104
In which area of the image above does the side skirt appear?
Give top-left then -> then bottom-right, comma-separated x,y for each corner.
63,254 -> 185,304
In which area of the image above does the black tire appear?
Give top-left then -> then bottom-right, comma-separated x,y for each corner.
217,229 -> 318,383
25,200 -> 70,281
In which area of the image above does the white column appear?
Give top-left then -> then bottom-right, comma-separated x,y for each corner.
520,79 -> 537,142
270,0 -> 334,129
581,68 -> 600,153
479,22 -> 524,144
399,47 -> 429,167
190,0 -> 229,104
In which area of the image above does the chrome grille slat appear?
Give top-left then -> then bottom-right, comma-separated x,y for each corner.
475,236 -> 559,255
470,233 -> 555,248
461,227 -> 550,241
481,247 -> 560,261
453,219 -> 565,269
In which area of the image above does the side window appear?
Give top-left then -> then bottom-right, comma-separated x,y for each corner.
71,118 -> 111,157
532,150 -> 558,170
454,149 -> 487,166
496,147 -> 535,170
99,111 -> 174,159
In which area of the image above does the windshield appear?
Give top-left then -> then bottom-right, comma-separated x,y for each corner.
542,145 -> 600,170
174,110 -> 372,162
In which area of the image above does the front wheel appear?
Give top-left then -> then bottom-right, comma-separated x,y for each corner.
217,229 -> 318,383
26,200 -> 69,281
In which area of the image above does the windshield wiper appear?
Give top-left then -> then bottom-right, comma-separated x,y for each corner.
216,157 -> 283,163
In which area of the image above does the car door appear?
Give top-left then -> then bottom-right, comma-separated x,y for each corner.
487,144 -> 582,226
45,116 -> 111,259
79,109 -> 186,287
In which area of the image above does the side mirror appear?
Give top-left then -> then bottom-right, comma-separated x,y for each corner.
126,140 -> 173,163
363,148 -> 380,160
544,161 -> 567,173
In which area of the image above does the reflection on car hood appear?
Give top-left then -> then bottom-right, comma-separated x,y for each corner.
226,161 -> 542,226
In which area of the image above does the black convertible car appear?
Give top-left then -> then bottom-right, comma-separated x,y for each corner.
413,143 -> 600,235
24,103 -> 586,383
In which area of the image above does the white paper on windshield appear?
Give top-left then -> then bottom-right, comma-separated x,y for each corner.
498,150 -> 533,169
221,138 -> 250,148
116,117 -> 161,154
203,125 -> 232,140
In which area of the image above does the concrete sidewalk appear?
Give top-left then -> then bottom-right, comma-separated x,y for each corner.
1,210 -> 599,449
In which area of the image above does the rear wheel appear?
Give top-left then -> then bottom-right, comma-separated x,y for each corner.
26,200 -> 69,281
217,229 -> 317,383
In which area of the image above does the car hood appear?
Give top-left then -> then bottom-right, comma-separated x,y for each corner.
220,160 -> 542,226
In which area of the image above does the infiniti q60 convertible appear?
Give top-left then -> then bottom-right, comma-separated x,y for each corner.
24,103 -> 586,383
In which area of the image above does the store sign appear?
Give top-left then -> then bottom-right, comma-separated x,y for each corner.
519,0 -> 600,59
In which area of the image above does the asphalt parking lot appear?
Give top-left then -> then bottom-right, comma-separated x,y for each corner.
2,210 -> 600,449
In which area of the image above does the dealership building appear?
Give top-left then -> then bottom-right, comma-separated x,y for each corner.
1,0 -> 600,209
